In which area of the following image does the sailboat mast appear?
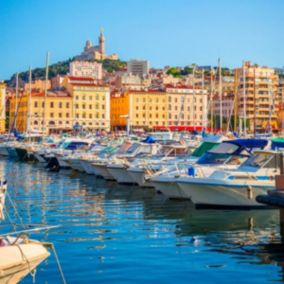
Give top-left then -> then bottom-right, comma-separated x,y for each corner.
233,70 -> 238,132
27,67 -> 32,135
210,67 -> 214,132
218,58 -> 222,131
253,66 -> 257,136
43,52 -> 50,134
243,61 -> 247,136
15,73 -> 19,130
201,69 -> 206,130
192,66 -> 195,130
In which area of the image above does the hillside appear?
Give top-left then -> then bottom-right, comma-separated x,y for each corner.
7,58 -> 127,87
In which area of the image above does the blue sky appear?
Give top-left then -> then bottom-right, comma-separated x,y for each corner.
0,0 -> 283,79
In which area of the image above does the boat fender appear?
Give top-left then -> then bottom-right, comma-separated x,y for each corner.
247,186 -> 253,200
188,166 -> 195,177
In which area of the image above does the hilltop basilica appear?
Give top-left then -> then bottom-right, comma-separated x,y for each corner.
76,30 -> 118,61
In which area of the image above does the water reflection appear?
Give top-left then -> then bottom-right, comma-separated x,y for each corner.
2,159 -> 284,283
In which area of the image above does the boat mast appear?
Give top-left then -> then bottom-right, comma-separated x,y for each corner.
243,61 -> 247,136
253,66 -> 256,136
210,67 -> 214,132
192,66 -> 195,130
43,52 -> 50,135
15,72 -> 19,130
218,58 -> 222,131
233,70 -> 238,132
268,75 -> 273,135
27,67 -> 32,135
201,69 -> 207,130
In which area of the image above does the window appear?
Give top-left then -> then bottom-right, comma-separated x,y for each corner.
59,102 -> 62,108
50,113 -> 54,118
59,113 -> 62,118
89,114 -> 92,119
66,113 -> 69,118
89,96 -> 92,100
76,96 -> 79,100
66,102 -> 70,108
42,102 -> 45,108
89,105 -> 92,110
34,102 -> 38,108
82,104 -> 86,109
50,102 -> 54,108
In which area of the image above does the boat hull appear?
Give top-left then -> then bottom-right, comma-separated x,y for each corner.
151,177 -> 188,199
107,165 -> 137,184
92,164 -> 114,180
0,243 -> 50,283
127,168 -> 154,188
80,160 -> 95,175
177,178 -> 275,208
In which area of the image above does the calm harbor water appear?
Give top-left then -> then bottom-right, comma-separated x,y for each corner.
2,158 -> 284,283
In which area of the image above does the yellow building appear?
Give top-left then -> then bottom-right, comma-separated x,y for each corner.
111,90 -> 167,130
0,82 -> 6,133
9,89 -> 72,133
64,76 -> 111,131
111,87 -> 208,130
165,86 -> 207,127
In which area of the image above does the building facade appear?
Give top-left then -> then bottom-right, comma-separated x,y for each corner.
166,86 -> 208,127
69,61 -> 103,79
127,60 -> 150,77
235,61 -> 279,132
111,86 -> 208,130
111,90 -> 167,129
64,76 -> 111,131
9,90 -> 72,133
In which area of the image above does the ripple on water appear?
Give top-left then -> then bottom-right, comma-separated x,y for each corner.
1,159 -> 283,284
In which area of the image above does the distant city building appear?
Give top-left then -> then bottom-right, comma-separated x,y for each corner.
51,75 -> 65,89
0,82 -> 6,133
24,79 -> 51,92
110,85 -> 208,130
165,86 -> 208,128
63,76 -> 111,131
69,61 -> 103,79
127,60 -> 149,77
9,89 -> 72,133
76,30 -> 118,61
212,93 -> 234,119
235,61 -> 279,132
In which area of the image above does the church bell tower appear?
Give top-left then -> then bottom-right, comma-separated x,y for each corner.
99,28 -> 105,54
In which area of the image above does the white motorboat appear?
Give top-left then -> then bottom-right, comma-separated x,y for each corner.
177,150 -> 279,208
107,142 -> 161,184
127,141 -> 218,188
150,139 -> 269,199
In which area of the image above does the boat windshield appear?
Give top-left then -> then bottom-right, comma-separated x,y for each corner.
125,143 -> 140,154
197,152 -> 230,165
208,142 -> 239,154
240,153 -> 274,169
